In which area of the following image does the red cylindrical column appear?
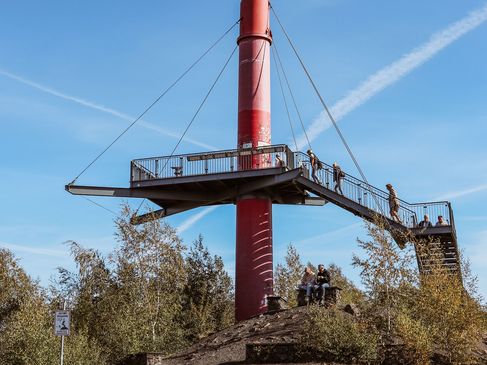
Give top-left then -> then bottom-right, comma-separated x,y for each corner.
235,0 -> 273,321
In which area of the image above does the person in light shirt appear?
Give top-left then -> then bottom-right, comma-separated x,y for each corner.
299,267 -> 315,301
435,215 -> 448,226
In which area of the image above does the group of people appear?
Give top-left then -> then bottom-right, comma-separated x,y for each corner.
385,184 -> 450,227
298,264 -> 331,305
418,214 -> 448,227
305,150 -> 450,228
307,149 -> 345,195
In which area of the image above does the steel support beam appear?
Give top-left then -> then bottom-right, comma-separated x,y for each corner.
130,169 -> 302,224
65,185 -> 214,201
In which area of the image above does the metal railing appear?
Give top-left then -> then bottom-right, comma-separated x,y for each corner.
130,144 -> 451,229
131,144 -> 293,181
292,152 -> 452,228
293,152 -> 418,228
408,202 -> 452,228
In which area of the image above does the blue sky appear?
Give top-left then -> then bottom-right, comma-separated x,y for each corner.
1,1 -> 486,299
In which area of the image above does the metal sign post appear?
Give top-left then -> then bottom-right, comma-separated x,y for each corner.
55,301 -> 70,365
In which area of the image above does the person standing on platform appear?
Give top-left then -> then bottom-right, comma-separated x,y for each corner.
333,162 -> 345,195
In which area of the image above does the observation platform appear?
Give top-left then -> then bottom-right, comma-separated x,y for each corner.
66,144 -> 460,277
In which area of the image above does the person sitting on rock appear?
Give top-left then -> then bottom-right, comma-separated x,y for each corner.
314,264 -> 331,305
298,267 -> 315,302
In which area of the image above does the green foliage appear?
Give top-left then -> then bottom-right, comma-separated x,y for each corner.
327,263 -> 365,305
0,248 -> 35,327
394,243 -> 487,364
0,249 -> 105,365
352,220 -> 416,334
63,328 -> 107,365
180,235 -> 234,340
301,306 -> 379,363
274,244 -> 304,307
45,204 -> 235,364
0,294 -> 58,365
352,220 -> 487,363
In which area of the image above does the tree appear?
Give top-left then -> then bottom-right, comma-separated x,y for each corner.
352,219 -> 416,334
353,220 -> 487,363
396,242 -> 487,364
274,243 -> 304,307
0,248 -> 33,329
1,248 -> 105,365
327,263 -> 365,306
110,205 -> 188,358
181,235 -> 234,340
51,241 -> 112,347
52,205 -> 189,364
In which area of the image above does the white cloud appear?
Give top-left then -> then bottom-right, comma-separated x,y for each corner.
297,3 -> 487,149
0,68 -> 217,150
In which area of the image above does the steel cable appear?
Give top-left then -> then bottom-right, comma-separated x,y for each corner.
69,18 -> 241,184
272,38 -> 312,151
270,4 -> 388,219
134,45 -> 238,216
271,45 -> 298,151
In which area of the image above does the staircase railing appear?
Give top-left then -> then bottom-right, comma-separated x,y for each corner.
293,152 -> 420,228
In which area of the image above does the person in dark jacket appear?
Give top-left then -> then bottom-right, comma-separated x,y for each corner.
418,214 -> 433,228
333,162 -> 344,195
314,264 -> 331,305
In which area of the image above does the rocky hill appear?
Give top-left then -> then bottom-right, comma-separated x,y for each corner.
119,305 -> 487,365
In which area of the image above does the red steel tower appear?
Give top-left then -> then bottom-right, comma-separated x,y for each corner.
236,0 -> 273,321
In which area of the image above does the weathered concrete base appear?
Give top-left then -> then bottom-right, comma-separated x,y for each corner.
117,353 -> 166,365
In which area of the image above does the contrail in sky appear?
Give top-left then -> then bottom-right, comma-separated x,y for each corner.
297,3 -> 487,149
0,68 -> 221,231
0,68 -> 217,150
0,241 -> 66,257
176,206 -> 219,234
436,183 -> 487,201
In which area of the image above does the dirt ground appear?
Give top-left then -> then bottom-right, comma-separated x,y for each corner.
121,305 -> 487,365
160,306 -> 320,365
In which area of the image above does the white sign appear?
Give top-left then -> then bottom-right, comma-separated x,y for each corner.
54,310 -> 70,336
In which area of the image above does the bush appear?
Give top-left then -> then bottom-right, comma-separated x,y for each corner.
301,306 -> 379,363
395,311 -> 433,364
394,246 -> 487,364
